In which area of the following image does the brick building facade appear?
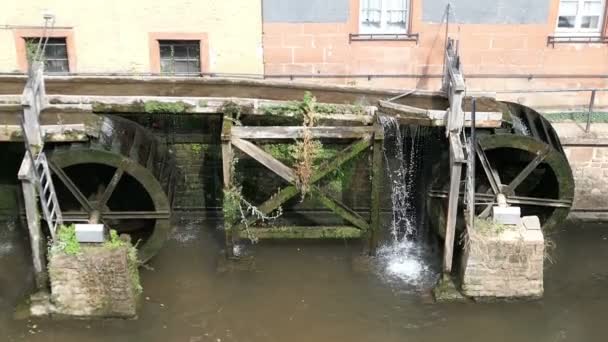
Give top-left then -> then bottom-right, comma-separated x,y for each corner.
263,0 -> 608,111
0,1 -> 606,111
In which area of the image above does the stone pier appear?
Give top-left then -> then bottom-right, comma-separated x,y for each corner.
460,217 -> 544,299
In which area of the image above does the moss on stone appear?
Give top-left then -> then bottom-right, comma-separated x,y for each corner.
143,100 -> 192,114
51,224 -> 81,256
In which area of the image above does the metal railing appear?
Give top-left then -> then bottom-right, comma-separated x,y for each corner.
494,87 -> 608,133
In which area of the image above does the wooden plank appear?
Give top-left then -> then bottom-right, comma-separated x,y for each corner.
221,118 -> 233,187
449,133 -> 466,163
443,161 -> 462,274
311,187 -> 369,231
378,100 -> 430,115
18,160 -> 48,290
236,226 -> 362,239
221,118 -> 235,258
231,137 -> 297,184
368,122 -> 383,255
231,126 -> 375,140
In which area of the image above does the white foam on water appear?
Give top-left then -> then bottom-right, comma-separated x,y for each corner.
376,240 -> 431,286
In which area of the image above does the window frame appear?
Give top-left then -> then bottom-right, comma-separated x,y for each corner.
24,37 -> 70,74
148,33 -> 208,75
158,40 -> 201,75
555,0 -> 607,36
358,0 -> 411,35
13,29 -> 76,73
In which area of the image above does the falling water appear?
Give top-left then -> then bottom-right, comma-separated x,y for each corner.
376,116 -> 434,286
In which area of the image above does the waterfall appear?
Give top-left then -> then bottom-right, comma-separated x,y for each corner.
376,115 -> 433,286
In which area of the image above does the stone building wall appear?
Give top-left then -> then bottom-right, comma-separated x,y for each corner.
0,0 -> 263,75
553,123 -> 608,213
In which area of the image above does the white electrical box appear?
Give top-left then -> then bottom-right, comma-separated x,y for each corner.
75,224 -> 106,243
492,206 -> 521,226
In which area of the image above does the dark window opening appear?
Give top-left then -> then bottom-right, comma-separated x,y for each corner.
25,37 -> 69,73
159,40 -> 201,75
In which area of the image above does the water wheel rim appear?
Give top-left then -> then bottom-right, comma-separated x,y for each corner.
49,148 -> 171,262
476,134 -> 574,230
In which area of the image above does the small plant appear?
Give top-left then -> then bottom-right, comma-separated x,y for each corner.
293,92 -> 318,199
190,144 -> 205,154
104,229 -> 126,249
221,101 -> 244,122
127,245 -> 143,294
53,224 -> 81,255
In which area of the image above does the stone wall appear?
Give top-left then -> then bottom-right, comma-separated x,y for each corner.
565,146 -> 608,210
48,245 -> 139,318
553,123 -> 608,213
460,219 -> 544,298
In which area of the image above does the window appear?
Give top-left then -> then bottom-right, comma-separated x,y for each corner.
159,40 -> 201,75
360,0 -> 410,34
557,0 -> 606,34
25,37 -> 69,73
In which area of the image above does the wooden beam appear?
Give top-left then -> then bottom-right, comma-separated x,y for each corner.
502,146 -> 550,195
236,226 -> 362,239
48,160 -> 94,212
443,158 -> 462,274
17,156 -> 48,290
311,187 -> 369,231
449,133 -> 466,163
234,137 -> 372,229
221,118 -> 233,187
231,137 -> 297,184
368,121 -> 383,255
231,126 -> 375,140
221,117 -> 235,258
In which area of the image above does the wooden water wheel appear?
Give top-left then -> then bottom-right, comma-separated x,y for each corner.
428,102 -> 574,236
48,115 -> 178,262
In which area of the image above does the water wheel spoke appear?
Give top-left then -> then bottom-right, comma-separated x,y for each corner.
48,161 -> 93,212
502,146 -> 550,194
506,195 -> 572,208
475,142 -> 501,194
62,210 -> 170,220
96,167 -> 125,209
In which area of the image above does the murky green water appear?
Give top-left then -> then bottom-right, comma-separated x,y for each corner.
1,217 -> 608,342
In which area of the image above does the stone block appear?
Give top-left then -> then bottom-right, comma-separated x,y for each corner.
75,224 -> 106,243
460,218 -> 544,299
48,244 -> 141,318
492,206 -> 521,225
522,216 -> 541,231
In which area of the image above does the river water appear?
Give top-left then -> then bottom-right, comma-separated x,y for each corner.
1,217 -> 608,342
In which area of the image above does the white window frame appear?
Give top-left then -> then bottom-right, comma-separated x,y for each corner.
555,0 -> 606,36
359,0 -> 410,35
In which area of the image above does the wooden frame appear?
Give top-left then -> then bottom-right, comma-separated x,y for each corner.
221,117 -> 384,258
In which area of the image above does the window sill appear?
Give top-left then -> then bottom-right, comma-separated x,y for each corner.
349,33 -> 419,43
547,35 -> 608,47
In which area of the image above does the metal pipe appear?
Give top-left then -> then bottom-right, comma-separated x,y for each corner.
585,89 -> 597,133
2,72 -> 608,81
